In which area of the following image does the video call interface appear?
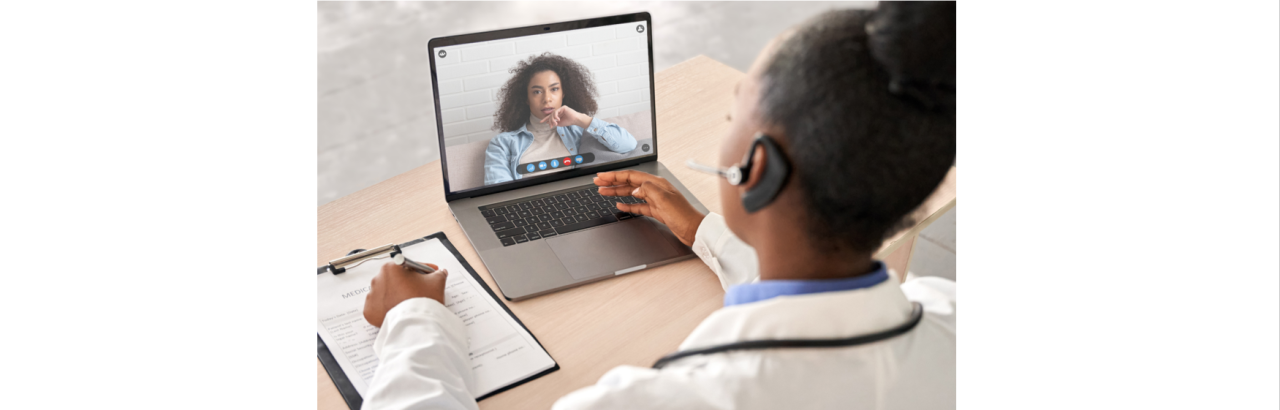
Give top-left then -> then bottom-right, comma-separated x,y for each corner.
436,21 -> 655,193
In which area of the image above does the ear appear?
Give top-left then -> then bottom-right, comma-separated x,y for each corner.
739,143 -> 768,193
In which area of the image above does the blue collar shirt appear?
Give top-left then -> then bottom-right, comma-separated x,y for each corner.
723,262 -> 890,306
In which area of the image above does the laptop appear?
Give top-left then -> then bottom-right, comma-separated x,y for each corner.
428,12 -> 708,300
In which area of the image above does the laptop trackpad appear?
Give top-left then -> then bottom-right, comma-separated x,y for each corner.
546,218 -> 685,280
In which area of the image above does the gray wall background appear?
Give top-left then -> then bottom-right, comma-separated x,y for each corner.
435,22 -> 653,147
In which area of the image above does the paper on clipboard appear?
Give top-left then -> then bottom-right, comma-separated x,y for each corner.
317,237 -> 555,399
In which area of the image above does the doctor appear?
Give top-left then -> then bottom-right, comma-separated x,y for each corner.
361,3 -> 956,409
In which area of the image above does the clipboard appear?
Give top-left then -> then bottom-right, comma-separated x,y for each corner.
316,232 -> 559,409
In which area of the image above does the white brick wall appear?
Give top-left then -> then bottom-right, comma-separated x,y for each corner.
434,22 -> 653,147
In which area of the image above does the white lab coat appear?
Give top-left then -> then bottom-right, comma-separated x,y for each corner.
362,213 -> 957,410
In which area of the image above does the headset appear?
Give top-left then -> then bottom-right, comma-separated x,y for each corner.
725,132 -> 792,213
686,132 -> 792,213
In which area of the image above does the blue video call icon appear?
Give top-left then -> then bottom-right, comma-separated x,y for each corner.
574,155 -> 584,164
527,164 -> 535,173
538,161 -> 547,170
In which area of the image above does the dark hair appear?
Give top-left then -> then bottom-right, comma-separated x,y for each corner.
493,53 -> 599,132
759,3 -> 956,254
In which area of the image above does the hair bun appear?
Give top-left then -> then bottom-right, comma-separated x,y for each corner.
866,2 -> 956,110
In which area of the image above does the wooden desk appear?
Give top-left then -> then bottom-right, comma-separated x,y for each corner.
317,55 -> 957,409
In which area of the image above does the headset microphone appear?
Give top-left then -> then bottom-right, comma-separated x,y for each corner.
731,133 -> 792,214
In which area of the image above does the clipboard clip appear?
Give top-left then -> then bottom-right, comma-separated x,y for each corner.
328,243 -> 437,275
328,244 -> 402,274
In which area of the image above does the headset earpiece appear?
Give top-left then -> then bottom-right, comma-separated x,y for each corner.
725,165 -> 744,185
738,133 -> 791,213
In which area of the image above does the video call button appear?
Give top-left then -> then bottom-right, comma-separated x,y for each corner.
516,153 -> 597,174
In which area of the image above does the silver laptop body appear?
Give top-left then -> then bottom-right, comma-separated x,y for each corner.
428,12 -> 707,300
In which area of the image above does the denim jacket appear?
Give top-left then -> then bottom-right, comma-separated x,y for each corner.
483,117 -> 638,185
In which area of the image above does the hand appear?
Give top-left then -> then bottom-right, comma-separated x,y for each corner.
595,170 -> 706,246
540,105 -> 590,129
363,262 -> 448,328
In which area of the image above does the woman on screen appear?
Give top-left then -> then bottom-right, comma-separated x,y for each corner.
482,53 -> 638,186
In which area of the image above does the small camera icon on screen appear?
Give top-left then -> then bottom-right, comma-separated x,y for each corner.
437,50 -> 447,58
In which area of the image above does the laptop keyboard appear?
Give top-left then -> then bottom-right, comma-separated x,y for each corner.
479,184 -> 646,246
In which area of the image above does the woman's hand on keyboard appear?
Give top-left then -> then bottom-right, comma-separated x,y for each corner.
594,170 -> 705,246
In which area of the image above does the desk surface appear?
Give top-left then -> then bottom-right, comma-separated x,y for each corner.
317,55 -> 956,410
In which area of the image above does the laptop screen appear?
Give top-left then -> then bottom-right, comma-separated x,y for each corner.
432,18 -> 655,196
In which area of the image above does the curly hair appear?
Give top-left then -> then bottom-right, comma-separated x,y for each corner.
493,53 -> 599,132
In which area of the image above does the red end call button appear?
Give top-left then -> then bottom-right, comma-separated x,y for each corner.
562,157 -> 572,166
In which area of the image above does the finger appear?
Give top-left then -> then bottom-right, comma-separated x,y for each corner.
420,268 -> 447,283
597,185 -> 636,197
595,174 -> 648,196
594,171 -> 644,186
593,172 -> 619,185
604,170 -> 664,188
629,183 -> 648,200
430,269 -> 449,281
402,262 -> 440,275
630,181 -> 668,202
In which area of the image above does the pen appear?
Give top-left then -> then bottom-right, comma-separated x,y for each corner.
392,251 -> 438,274
402,258 -> 438,274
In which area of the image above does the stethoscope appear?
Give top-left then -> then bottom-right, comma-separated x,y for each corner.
651,302 -> 924,369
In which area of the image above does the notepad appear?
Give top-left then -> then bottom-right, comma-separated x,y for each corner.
317,233 -> 557,409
